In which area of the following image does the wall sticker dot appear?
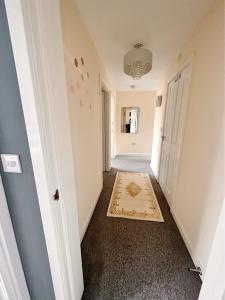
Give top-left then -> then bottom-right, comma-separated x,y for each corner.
74,58 -> 78,67
87,72 -> 89,79
70,84 -> 74,93
81,57 -> 84,65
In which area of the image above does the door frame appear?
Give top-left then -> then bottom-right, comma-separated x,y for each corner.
4,0 -> 83,299
0,175 -> 30,300
100,77 -> 111,172
158,61 -> 192,206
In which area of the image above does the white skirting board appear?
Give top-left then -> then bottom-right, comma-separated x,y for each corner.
170,208 -> 204,280
115,153 -> 151,161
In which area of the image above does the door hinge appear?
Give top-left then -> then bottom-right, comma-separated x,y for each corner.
53,189 -> 59,201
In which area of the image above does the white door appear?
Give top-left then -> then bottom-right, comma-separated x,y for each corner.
102,88 -> 111,172
4,0 -> 84,298
159,64 -> 191,205
0,175 -> 30,300
102,90 -> 107,171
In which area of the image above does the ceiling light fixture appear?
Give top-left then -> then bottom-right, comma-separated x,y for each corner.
124,43 -> 152,80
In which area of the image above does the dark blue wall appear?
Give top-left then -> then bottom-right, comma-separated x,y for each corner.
0,1 -> 55,299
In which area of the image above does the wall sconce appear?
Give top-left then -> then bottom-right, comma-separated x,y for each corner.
156,95 -> 162,107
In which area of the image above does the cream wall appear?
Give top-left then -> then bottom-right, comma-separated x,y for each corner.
151,0 -> 224,275
116,91 -> 156,157
198,198 -> 225,300
60,0 -> 115,239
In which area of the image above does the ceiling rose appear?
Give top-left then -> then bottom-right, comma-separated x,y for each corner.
124,43 -> 152,80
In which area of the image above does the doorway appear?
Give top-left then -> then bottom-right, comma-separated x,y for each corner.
159,63 -> 192,206
101,85 -> 111,172
4,0 -> 84,298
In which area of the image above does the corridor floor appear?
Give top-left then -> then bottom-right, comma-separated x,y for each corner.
81,157 -> 202,300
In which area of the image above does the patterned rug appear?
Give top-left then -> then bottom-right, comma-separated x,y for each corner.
107,172 -> 164,222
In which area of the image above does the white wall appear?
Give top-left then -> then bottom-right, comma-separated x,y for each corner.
198,198 -> 225,300
116,91 -> 156,158
151,0 -> 224,276
60,0 -> 116,239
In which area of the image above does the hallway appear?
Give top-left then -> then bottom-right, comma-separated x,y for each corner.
81,157 -> 202,299
1,0 -> 224,298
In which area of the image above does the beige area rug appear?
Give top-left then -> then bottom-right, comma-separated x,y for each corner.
107,172 -> 164,222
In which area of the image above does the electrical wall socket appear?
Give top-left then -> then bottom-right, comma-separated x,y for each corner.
1,154 -> 22,173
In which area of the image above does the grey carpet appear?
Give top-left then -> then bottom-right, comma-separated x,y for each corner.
81,157 -> 202,300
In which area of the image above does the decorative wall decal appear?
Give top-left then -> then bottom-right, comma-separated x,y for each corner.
70,84 -> 74,93
69,57 -> 96,113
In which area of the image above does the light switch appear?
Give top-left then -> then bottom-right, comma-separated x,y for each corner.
1,154 -> 22,173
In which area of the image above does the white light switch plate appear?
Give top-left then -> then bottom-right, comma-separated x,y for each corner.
1,154 -> 22,173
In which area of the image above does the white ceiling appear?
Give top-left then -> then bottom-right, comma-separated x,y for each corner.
75,0 -> 214,91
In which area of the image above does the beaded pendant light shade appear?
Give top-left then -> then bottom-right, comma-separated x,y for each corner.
124,43 -> 152,80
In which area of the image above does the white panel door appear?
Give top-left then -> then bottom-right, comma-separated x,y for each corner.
159,64 -> 191,206
159,76 -> 178,203
102,90 -> 107,171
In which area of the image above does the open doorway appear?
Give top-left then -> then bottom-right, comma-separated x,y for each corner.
101,83 -> 111,172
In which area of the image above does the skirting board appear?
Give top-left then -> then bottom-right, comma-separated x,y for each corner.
150,163 -> 159,181
171,208 -> 204,280
116,153 -> 151,161
80,185 -> 103,242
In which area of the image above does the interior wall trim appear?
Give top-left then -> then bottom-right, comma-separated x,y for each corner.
171,208 -> 204,280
